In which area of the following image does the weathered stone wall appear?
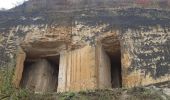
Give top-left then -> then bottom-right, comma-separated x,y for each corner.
58,46 -> 97,92
23,0 -> 170,12
58,45 -> 112,92
121,27 -> 170,87
1,8 -> 170,92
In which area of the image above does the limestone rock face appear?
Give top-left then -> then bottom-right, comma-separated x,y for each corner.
1,7 -> 170,93
58,46 -> 97,92
23,0 -> 170,11
12,25 -> 170,92
58,45 -> 112,92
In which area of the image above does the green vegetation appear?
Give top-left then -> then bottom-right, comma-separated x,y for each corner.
0,59 -> 29,100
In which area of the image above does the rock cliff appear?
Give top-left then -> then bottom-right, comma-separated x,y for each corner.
0,2 -> 170,93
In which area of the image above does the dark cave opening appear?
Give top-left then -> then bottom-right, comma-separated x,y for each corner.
20,55 -> 60,92
107,50 -> 122,88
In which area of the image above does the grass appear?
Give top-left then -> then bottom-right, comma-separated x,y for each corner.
0,58 -> 169,100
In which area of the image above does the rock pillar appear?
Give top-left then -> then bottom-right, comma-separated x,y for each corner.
97,45 -> 112,89
13,48 -> 26,88
57,45 -> 112,92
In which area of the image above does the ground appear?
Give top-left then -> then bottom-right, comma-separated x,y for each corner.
1,87 -> 169,100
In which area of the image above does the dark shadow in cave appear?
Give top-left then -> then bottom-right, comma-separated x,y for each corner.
107,50 -> 122,88
20,55 -> 60,92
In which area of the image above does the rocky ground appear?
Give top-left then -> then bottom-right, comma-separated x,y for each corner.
1,86 -> 169,100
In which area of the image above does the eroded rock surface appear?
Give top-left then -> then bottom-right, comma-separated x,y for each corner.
0,7 -> 170,93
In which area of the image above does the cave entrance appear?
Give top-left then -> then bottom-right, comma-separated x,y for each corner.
20,55 -> 60,93
107,50 -> 122,88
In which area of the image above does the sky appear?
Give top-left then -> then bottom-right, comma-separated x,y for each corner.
0,0 -> 28,9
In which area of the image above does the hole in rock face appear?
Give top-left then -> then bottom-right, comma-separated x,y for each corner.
108,50 -> 122,88
101,37 -> 122,88
20,55 -> 59,93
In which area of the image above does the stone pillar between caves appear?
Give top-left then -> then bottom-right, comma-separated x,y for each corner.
13,48 -> 26,88
97,45 -> 112,89
57,45 -> 112,92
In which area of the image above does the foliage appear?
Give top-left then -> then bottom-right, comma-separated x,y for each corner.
61,92 -> 76,100
0,59 -> 29,100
